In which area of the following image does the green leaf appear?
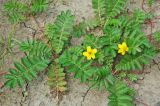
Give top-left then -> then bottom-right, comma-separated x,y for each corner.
4,0 -> 28,24
20,39 -> 52,59
92,0 -> 106,23
127,33 -> 151,55
108,81 -> 135,106
47,63 -> 67,92
45,10 -> 75,54
59,48 -> 96,82
107,0 -> 127,18
72,18 -> 100,38
127,74 -> 138,82
147,0 -> 155,6
32,0 -> 48,13
4,56 -> 50,88
153,31 -> 160,42
72,22 -> 87,37
116,49 -> 156,71
91,66 -> 115,90
83,34 -> 100,48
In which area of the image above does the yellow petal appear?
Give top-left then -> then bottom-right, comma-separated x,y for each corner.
122,42 -> 127,47
87,46 -> 92,52
83,52 -> 88,56
93,49 -> 97,53
118,44 -> 122,49
87,56 -> 92,60
118,49 -> 122,53
91,54 -> 95,59
122,51 -> 125,55
126,47 -> 129,51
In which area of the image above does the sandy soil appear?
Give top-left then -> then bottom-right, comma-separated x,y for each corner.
1,0 -> 160,106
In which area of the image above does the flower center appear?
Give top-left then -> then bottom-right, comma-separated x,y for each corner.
88,51 -> 92,55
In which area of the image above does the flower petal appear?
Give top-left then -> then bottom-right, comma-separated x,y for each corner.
122,51 -> 125,55
91,54 -> 96,59
118,44 -> 122,49
93,49 -> 97,53
122,42 -> 127,47
87,56 -> 92,60
118,49 -> 122,53
122,42 -> 127,50
126,47 -> 129,51
87,46 -> 92,52
83,52 -> 88,56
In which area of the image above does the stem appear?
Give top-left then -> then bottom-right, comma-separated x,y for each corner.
0,71 -> 7,76
0,82 -> 4,89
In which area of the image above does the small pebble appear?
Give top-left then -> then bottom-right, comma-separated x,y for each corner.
138,76 -> 144,80
134,84 -> 140,90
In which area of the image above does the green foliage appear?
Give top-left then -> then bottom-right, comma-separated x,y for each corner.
2,0 -> 159,105
82,34 -> 100,48
129,10 -> 146,27
91,66 -> 115,90
119,72 -> 138,82
147,0 -> 155,6
20,39 -> 52,59
4,0 -> 28,24
127,74 -> 138,82
112,10 -> 156,71
153,31 -> 160,42
45,10 -> 75,54
4,39 -> 52,88
107,0 -> 128,18
81,35 -> 113,64
92,0 -> 106,23
72,18 -> 99,37
5,56 -> 50,88
57,1 -> 157,105
3,0 -> 49,24
72,22 -> 86,38
92,0 -> 128,25
108,81 -> 135,106
100,27 -> 121,57
32,0 -> 48,13
58,47 -> 97,82
116,49 -> 156,71
127,32 -> 151,55
58,47 -> 114,89
47,63 -> 67,92
0,33 -> 14,66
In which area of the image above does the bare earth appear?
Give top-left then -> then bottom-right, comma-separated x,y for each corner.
0,0 -> 160,106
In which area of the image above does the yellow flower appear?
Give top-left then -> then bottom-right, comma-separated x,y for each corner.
83,46 -> 97,60
118,42 -> 129,55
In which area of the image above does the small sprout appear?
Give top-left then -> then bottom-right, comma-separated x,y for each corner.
83,46 -> 97,60
128,74 -> 138,82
